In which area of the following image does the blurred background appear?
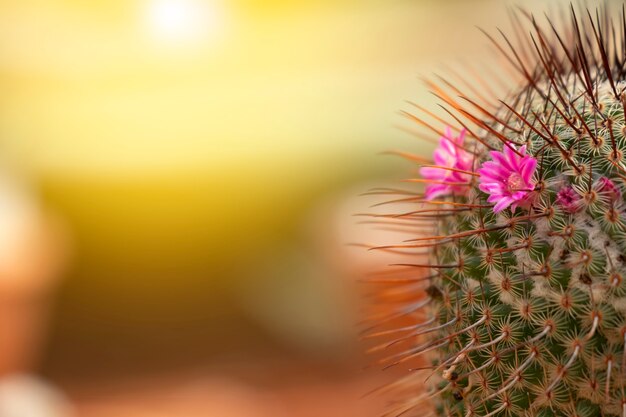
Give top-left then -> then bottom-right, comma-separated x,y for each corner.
0,0 -> 568,415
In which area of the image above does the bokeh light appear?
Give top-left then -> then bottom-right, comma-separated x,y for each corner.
144,0 -> 225,45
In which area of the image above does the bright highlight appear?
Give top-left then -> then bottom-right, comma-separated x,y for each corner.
145,0 -> 222,44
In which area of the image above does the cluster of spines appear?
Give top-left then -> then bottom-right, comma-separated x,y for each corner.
363,4 -> 626,417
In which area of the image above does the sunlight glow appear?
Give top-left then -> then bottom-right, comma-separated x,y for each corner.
146,0 -> 223,44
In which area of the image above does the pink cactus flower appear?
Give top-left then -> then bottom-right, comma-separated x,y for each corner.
419,128 -> 473,200
555,187 -> 581,213
596,177 -> 621,202
478,144 -> 538,213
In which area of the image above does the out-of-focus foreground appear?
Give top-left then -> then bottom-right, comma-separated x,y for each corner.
0,0 -> 566,415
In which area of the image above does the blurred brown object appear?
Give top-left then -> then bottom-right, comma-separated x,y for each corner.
0,173 -> 70,376
73,368 -> 386,417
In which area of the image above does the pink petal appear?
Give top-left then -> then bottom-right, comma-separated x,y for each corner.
433,152 -> 448,166
511,191 -> 527,200
493,197 -> 513,213
489,151 -> 515,172
420,127 -> 472,200
440,137 -> 455,154
424,184 -> 448,200
478,165 -> 508,181
520,157 -> 537,184
481,184 -> 503,196
487,194 -> 503,203
503,145 -> 521,170
420,167 -> 446,180
456,129 -> 467,144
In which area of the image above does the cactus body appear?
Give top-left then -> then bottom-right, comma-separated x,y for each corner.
366,4 -> 626,417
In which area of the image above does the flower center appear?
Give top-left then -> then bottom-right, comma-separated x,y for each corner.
507,173 -> 525,192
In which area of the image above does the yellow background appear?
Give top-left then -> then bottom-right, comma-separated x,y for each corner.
0,0 -> 563,389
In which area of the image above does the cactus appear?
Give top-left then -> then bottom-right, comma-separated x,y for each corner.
365,4 -> 626,417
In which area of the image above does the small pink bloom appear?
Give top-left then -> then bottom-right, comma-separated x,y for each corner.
596,177 -> 621,202
555,187 -> 581,213
419,127 -> 473,200
478,144 -> 538,213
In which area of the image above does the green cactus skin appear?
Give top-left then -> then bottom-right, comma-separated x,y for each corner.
365,4 -> 626,417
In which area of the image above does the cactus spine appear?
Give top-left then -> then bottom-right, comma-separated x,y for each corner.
365,4 -> 626,417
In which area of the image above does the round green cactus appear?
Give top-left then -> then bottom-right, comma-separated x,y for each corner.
366,4 -> 626,417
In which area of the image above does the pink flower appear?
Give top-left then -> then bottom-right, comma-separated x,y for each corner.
478,144 -> 538,213
419,128 -> 473,200
596,177 -> 621,202
555,187 -> 581,213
